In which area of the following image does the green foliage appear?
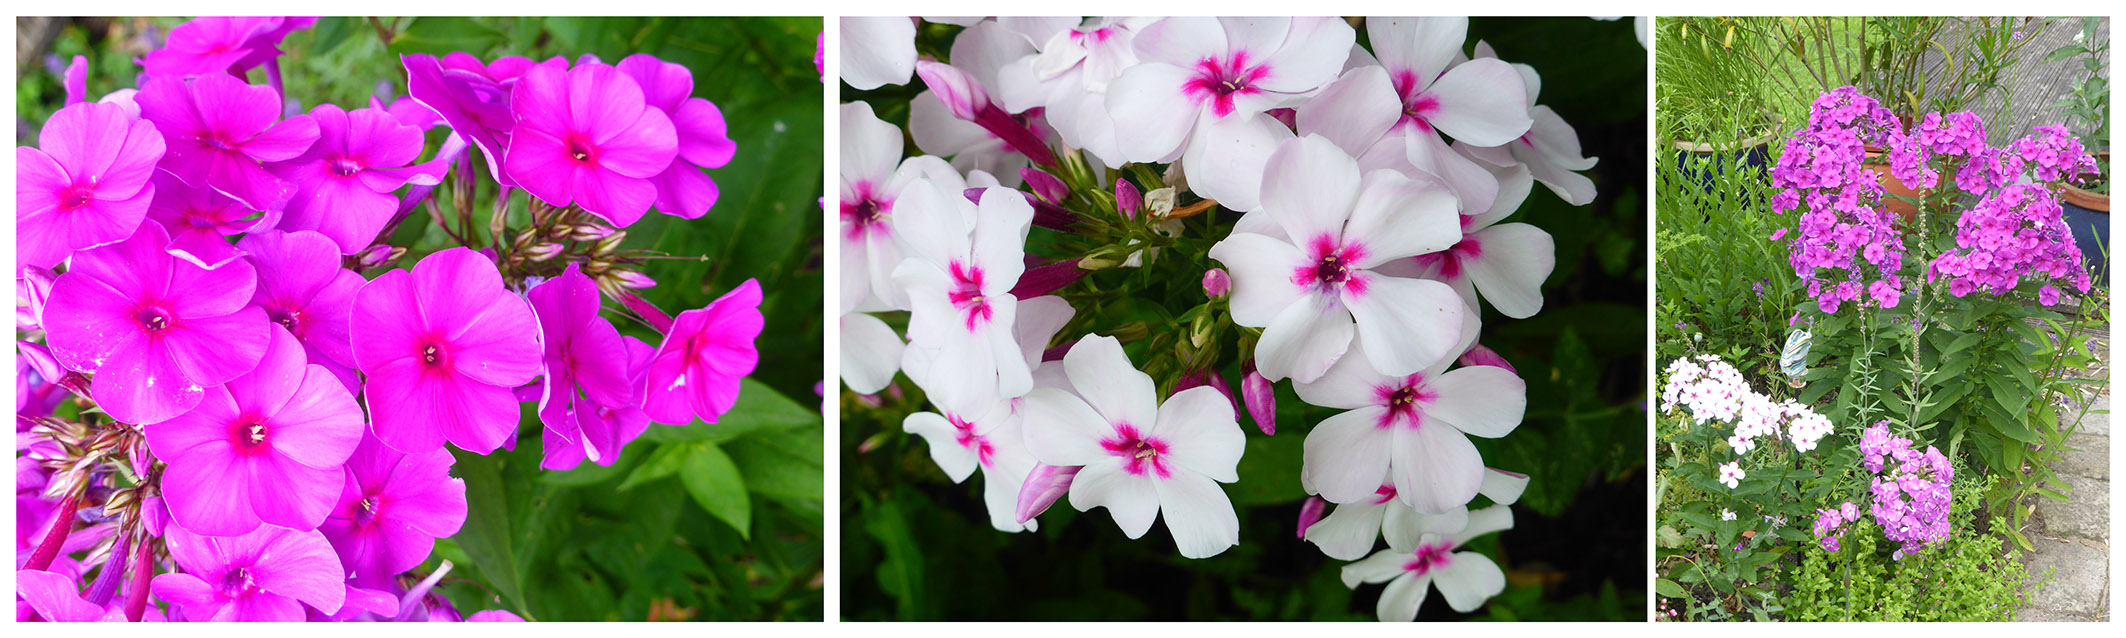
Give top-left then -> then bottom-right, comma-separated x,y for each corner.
840,17 -> 1645,621
1784,476 -> 2040,621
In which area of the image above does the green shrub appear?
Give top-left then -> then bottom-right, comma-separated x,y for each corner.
1785,475 -> 2042,621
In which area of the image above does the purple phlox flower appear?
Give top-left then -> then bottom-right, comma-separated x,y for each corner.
616,53 -> 738,220
141,17 -> 315,78
642,279 -> 764,425
352,248 -> 543,454
504,61 -> 679,227
240,230 -> 365,392
147,324 -> 364,535
136,73 -> 319,212
16,100 -> 166,271
270,104 -> 451,254
41,224 -> 270,424
529,263 -> 654,469
152,523 -> 345,621
143,171 -> 262,270
319,433 -> 467,592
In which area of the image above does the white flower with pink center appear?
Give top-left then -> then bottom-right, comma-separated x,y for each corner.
904,401 -> 1042,533
1295,335 -> 1525,513
995,17 -> 1163,169
1105,17 -> 1354,179
1374,151 -> 1556,318
1341,504 -> 1513,621
840,101 -> 995,314
890,184 -> 1034,417
1457,42 -> 1599,205
1718,461 -> 1745,489
1305,468 -> 1525,560
1021,335 -> 1246,559
1208,134 -> 1465,383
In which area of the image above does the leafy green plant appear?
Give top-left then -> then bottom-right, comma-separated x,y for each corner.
1785,475 -> 2042,621
2049,16 -> 2110,193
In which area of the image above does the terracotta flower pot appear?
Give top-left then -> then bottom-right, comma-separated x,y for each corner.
1862,151 -> 1923,225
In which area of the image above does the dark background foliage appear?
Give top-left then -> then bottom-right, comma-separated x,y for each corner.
17,16 -> 825,621
838,17 -> 1646,621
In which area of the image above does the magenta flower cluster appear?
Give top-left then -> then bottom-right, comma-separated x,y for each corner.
1767,87 -> 1909,313
17,16 -> 763,623
1855,422 -> 1955,557
1810,504 -> 1860,552
1927,183 -> 2091,303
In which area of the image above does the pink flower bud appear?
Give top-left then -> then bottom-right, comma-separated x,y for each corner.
612,270 -> 657,289
1115,178 -> 1142,219
1202,268 -> 1231,299
356,244 -> 396,269
1241,360 -> 1275,435
916,60 -> 989,121
1016,463 -> 1082,523
619,291 -> 675,334
524,243 -> 564,261
1022,168 -> 1068,204
1010,259 -> 1085,299
1296,496 -> 1328,538
1457,344 -> 1517,374
1174,368 -> 1237,411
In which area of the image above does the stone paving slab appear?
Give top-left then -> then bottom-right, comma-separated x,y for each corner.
2033,475 -> 2110,539
2053,432 -> 2108,480
2020,536 -> 2108,616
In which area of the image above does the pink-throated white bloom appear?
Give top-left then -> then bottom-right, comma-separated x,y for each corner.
1295,335 -> 1524,513
994,17 -> 1163,169
1718,461 -> 1745,489
840,101 -> 996,313
890,183 -> 1035,418
1456,42 -> 1599,205
1375,149 -> 1556,318
1105,17 -> 1353,164
1305,468 -> 1524,560
839,312 -> 905,395
1341,504 -> 1513,621
1021,335 -> 1247,558
1208,134 -> 1465,383
901,295 -> 1073,532
841,17 -> 918,90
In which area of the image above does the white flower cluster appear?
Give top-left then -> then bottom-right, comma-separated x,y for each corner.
1661,354 -> 1835,459
839,16 -> 1609,621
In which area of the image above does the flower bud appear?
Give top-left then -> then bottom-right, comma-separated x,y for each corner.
1202,268 -> 1231,299
1295,496 -> 1328,539
1011,260 -> 1086,298
619,291 -> 675,334
611,270 -> 657,290
1115,178 -> 1142,219
1241,360 -> 1275,435
525,243 -> 565,261
1076,245 -> 1129,271
594,231 -> 629,254
1145,187 -> 1176,218
356,244 -> 398,269
915,60 -> 990,120
1016,463 -> 1082,523
1174,368 -> 1237,412
1457,344 -> 1517,374
1021,168 -> 1068,204
571,223 -> 617,242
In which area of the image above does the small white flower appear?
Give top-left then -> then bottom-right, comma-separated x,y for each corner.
1340,504 -> 1514,621
1717,461 -> 1745,489
1720,509 -> 1736,521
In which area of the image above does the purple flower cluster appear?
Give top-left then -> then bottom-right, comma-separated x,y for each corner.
1855,421 -> 1954,557
2010,125 -> 2102,184
1810,505 -> 1860,552
16,16 -> 764,623
1767,87 -> 1909,313
1927,183 -> 2091,302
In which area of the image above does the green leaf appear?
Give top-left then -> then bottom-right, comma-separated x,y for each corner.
864,491 -> 927,620
617,442 -> 692,491
450,448 -> 528,615
641,378 -> 820,443
1938,332 -> 1981,355
387,17 -> 507,57
2044,45 -> 2088,63
727,426 -> 825,503
1656,578 -> 1686,598
680,442 -> 752,539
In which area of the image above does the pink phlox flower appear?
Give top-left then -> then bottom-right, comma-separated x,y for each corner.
41,224 -> 270,424
616,54 -> 738,220
146,324 -> 364,536
270,104 -> 452,254
503,61 -> 679,227
144,171 -> 263,270
319,433 -> 467,592
1294,335 -> 1524,514
529,263 -> 652,469
351,248 -> 543,454
240,230 -> 365,392
642,279 -> 765,426
15,569 -> 164,621
16,101 -> 166,271
141,17 -> 315,78
151,523 -> 345,621
136,73 -> 319,212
